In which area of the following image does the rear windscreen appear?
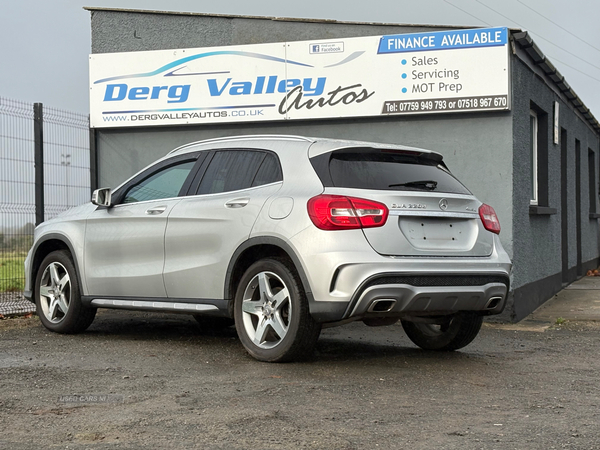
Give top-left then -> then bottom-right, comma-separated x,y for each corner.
310,148 -> 471,195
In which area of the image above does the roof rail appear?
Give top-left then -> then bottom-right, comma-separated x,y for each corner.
167,134 -> 315,154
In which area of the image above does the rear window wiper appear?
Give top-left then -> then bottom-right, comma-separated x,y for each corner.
389,180 -> 438,190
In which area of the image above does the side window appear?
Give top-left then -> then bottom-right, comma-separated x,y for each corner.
529,101 -> 551,213
530,109 -> 538,205
588,148 -> 598,214
123,160 -> 196,204
252,153 -> 283,187
590,149 -> 598,214
197,151 -> 266,195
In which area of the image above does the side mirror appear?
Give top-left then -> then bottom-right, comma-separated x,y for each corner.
91,188 -> 112,207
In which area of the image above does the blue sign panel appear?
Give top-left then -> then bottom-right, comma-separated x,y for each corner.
378,27 -> 508,54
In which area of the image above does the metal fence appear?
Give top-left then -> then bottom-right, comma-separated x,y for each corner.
0,97 -> 90,316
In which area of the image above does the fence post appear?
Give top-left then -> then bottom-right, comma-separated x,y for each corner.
89,125 -> 98,193
34,103 -> 44,226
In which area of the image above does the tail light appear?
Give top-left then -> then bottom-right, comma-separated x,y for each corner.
479,203 -> 501,234
307,195 -> 389,230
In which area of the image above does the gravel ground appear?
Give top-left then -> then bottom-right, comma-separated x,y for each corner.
0,310 -> 599,449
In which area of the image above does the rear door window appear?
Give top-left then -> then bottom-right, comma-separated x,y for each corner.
311,148 -> 471,195
252,153 -> 283,187
196,150 -> 278,195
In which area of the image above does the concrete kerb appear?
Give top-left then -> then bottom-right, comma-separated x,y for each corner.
485,275 -> 600,332
529,276 -> 600,322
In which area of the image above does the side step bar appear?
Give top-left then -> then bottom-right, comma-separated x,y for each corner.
89,298 -> 219,314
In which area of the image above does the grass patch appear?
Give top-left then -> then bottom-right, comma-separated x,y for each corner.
0,253 -> 26,292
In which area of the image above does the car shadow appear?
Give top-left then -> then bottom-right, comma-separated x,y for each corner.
83,310 -> 238,340
312,336 -> 481,363
74,310 -> 486,365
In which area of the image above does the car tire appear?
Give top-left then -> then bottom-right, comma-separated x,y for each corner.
234,258 -> 321,362
35,250 -> 96,334
193,315 -> 234,330
401,312 -> 483,351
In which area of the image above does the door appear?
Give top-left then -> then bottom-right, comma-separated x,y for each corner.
561,128 -> 569,283
576,140 -> 582,276
84,157 -> 198,298
163,149 -> 283,300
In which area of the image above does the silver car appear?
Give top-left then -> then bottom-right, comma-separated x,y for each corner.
24,135 -> 511,362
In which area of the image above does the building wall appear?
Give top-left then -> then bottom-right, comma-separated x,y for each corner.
510,53 -> 600,320
92,9 -> 515,257
89,10 -> 453,54
90,9 -> 600,321
97,114 -> 514,257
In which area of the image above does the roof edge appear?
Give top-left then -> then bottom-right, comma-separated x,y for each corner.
83,7 -> 598,135
513,30 -> 599,135
82,6 -> 479,30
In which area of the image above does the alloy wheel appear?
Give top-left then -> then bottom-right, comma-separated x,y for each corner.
38,261 -> 71,324
240,271 -> 291,349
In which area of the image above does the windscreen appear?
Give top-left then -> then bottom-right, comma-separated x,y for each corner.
311,148 -> 471,195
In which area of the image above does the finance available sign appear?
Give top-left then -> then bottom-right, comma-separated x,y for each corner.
89,27 -> 510,128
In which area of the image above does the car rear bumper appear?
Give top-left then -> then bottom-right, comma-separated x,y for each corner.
346,279 -> 508,318
309,272 -> 509,323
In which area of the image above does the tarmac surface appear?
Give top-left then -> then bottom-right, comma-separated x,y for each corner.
1,277 -> 599,449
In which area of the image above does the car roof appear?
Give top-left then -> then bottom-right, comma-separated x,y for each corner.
168,134 -> 443,160
168,135 -> 314,155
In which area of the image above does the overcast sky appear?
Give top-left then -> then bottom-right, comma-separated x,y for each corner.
1,0 -> 599,120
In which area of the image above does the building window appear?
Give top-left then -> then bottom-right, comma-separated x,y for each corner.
529,103 -> 555,215
530,109 -> 538,205
589,149 -> 597,215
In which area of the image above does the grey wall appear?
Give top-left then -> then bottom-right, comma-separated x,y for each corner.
89,9 -> 453,54
92,9 -> 514,254
510,51 -> 600,317
90,8 -> 600,320
98,114 -> 514,257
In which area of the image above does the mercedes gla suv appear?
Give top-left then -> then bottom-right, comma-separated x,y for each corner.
25,135 -> 511,362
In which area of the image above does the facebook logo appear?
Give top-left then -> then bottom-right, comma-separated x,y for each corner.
309,42 -> 344,54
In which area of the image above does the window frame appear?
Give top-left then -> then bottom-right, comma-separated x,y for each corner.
187,148 -> 283,196
111,152 -> 204,206
252,152 -> 284,188
589,148 -> 597,215
530,109 -> 539,206
122,160 -> 197,205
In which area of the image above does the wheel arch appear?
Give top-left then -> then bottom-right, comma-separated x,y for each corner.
28,234 -> 84,302
224,237 -> 314,315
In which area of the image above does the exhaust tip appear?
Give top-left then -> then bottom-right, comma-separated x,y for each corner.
368,299 -> 396,313
485,296 -> 502,310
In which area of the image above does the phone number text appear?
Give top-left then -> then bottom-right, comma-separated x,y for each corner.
382,95 -> 509,114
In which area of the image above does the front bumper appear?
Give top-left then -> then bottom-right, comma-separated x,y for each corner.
23,250 -> 33,302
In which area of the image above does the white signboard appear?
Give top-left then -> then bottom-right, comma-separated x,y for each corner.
89,27 -> 510,128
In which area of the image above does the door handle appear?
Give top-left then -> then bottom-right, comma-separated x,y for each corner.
225,198 -> 250,208
145,206 -> 167,215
